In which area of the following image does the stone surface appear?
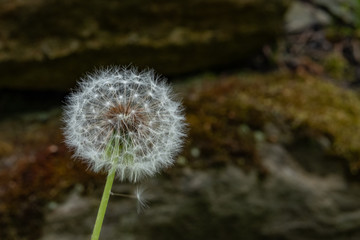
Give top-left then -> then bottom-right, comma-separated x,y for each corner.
2,71 -> 360,240
285,0 -> 360,32
285,1 -> 331,32
0,0 -> 288,90
37,72 -> 360,240
312,0 -> 359,25
40,142 -> 360,240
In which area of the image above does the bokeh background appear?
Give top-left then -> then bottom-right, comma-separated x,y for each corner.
1,0 -> 360,239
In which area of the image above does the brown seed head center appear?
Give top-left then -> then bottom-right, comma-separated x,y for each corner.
105,103 -> 146,133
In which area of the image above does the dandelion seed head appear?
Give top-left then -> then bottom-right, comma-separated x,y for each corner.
63,66 -> 186,182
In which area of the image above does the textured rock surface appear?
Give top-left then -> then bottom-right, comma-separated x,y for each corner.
285,1 -> 331,32
2,71 -> 360,240
0,0 -> 288,90
40,144 -> 360,240
38,72 -> 360,240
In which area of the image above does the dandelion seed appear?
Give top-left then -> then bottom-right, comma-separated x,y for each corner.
135,186 -> 149,213
109,186 -> 148,213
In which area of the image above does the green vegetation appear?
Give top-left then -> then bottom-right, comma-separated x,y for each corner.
184,72 -> 360,174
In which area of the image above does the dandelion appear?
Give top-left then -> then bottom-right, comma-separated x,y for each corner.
63,66 -> 186,240
63,67 -> 186,181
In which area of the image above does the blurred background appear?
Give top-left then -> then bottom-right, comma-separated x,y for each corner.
1,0 -> 360,239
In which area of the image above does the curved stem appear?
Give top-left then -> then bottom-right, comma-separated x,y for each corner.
91,164 -> 117,240
91,133 -> 121,240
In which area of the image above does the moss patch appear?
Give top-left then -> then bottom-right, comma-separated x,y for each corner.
183,71 -> 360,174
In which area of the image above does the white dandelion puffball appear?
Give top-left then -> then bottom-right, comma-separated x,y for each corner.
63,67 -> 186,182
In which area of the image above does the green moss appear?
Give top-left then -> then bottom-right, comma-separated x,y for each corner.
242,73 -> 360,173
183,71 -> 360,174
323,52 -> 348,80
183,75 -> 265,172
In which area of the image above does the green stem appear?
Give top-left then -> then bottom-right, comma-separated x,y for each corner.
91,164 -> 117,240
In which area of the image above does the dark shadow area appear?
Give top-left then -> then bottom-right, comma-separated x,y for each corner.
0,89 -> 67,120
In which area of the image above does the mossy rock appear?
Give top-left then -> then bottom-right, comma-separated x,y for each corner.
0,0 -> 288,90
2,70 -> 360,239
184,71 -> 360,174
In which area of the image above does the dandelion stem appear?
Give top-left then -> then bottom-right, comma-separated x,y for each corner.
91,163 -> 117,240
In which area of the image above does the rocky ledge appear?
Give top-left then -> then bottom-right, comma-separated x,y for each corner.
0,0 -> 288,90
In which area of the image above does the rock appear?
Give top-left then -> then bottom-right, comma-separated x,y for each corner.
41,185 -> 95,240
312,0 -> 358,26
285,1 -> 331,32
4,71 -> 360,239
40,143 -> 360,240
0,0 -> 288,90
285,0 -> 359,32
